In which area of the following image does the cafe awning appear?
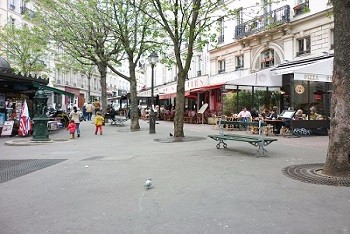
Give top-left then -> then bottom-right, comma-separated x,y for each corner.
226,68 -> 282,87
190,83 -> 224,93
272,56 -> 333,82
33,82 -> 75,98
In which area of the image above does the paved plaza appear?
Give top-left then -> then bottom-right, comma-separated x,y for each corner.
0,120 -> 349,234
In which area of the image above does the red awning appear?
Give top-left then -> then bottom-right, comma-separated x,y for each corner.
159,93 -> 176,99
190,83 -> 224,93
159,91 -> 196,100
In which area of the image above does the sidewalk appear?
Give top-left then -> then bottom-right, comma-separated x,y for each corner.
0,120 -> 348,234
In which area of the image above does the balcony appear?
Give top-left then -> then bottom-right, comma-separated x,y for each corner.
235,5 -> 290,39
293,1 -> 309,16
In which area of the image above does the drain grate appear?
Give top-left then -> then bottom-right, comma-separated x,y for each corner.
154,136 -> 206,143
0,159 -> 66,184
81,156 -> 107,161
282,163 -> 350,187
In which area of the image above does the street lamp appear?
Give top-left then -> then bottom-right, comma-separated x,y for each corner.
148,52 -> 159,134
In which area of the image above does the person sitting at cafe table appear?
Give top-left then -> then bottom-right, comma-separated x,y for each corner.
265,106 -> 282,134
309,106 -> 322,120
294,109 -> 305,120
265,106 -> 278,120
237,107 -> 252,129
250,107 -> 259,120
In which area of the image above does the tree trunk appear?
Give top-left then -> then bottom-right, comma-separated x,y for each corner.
174,70 -> 186,137
323,0 -> 350,177
98,63 -> 108,114
87,75 -> 91,103
129,63 -> 140,131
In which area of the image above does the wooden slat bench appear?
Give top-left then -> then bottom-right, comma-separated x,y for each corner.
209,119 -> 277,157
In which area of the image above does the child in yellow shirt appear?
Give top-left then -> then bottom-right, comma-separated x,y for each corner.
94,112 -> 104,135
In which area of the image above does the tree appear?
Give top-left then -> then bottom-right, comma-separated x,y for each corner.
0,24 -> 49,76
323,0 -> 350,177
54,52 -> 97,102
147,0 -> 234,137
35,0 -> 122,114
105,0 -> 160,130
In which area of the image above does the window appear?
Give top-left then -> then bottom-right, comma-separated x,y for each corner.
217,17 -> 224,43
260,49 -> 274,68
236,7 -> 243,25
218,60 -> 225,73
297,36 -> 311,56
330,29 -> 334,50
197,55 -> 202,76
235,55 -> 244,69
9,16 -> 15,26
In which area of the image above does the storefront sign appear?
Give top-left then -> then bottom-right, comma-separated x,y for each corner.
294,73 -> 332,82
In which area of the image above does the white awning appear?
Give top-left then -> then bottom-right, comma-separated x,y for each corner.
225,68 -> 282,87
272,57 -> 333,82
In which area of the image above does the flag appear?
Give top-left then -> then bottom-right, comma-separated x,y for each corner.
18,100 -> 31,136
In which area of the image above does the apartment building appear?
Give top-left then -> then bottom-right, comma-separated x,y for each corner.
1,1 -> 130,111
152,0 -> 333,116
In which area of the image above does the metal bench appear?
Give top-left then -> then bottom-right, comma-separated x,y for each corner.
110,116 -> 128,126
208,119 -> 277,157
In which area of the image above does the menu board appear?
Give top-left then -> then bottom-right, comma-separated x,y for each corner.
1,121 -> 14,136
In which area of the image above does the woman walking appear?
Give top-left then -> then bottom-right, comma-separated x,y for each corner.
69,106 -> 82,137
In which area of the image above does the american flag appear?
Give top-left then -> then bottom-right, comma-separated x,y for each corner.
18,100 -> 31,136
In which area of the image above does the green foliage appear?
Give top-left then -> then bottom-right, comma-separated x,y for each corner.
223,91 -> 253,115
0,24 -> 50,76
223,90 -> 280,115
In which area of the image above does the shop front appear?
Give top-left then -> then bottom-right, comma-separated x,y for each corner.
271,55 -> 333,135
272,55 -> 333,117
0,65 -> 48,136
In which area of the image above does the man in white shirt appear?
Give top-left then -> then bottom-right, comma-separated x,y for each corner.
237,107 -> 252,129
237,107 -> 252,121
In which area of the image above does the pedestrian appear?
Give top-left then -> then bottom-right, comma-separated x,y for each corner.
66,120 -> 77,139
94,112 -> 104,135
82,103 -> 87,121
86,102 -> 93,121
93,99 -> 101,115
69,106 -> 82,137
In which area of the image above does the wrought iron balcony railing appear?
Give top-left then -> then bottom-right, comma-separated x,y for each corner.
235,5 -> 290,39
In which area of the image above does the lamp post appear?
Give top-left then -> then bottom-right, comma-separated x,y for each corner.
148,52 -> 159,134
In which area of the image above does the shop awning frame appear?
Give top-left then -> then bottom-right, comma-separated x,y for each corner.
33,82 -> 75,98
271,55 -> 333,82
225,68 -> 282,87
